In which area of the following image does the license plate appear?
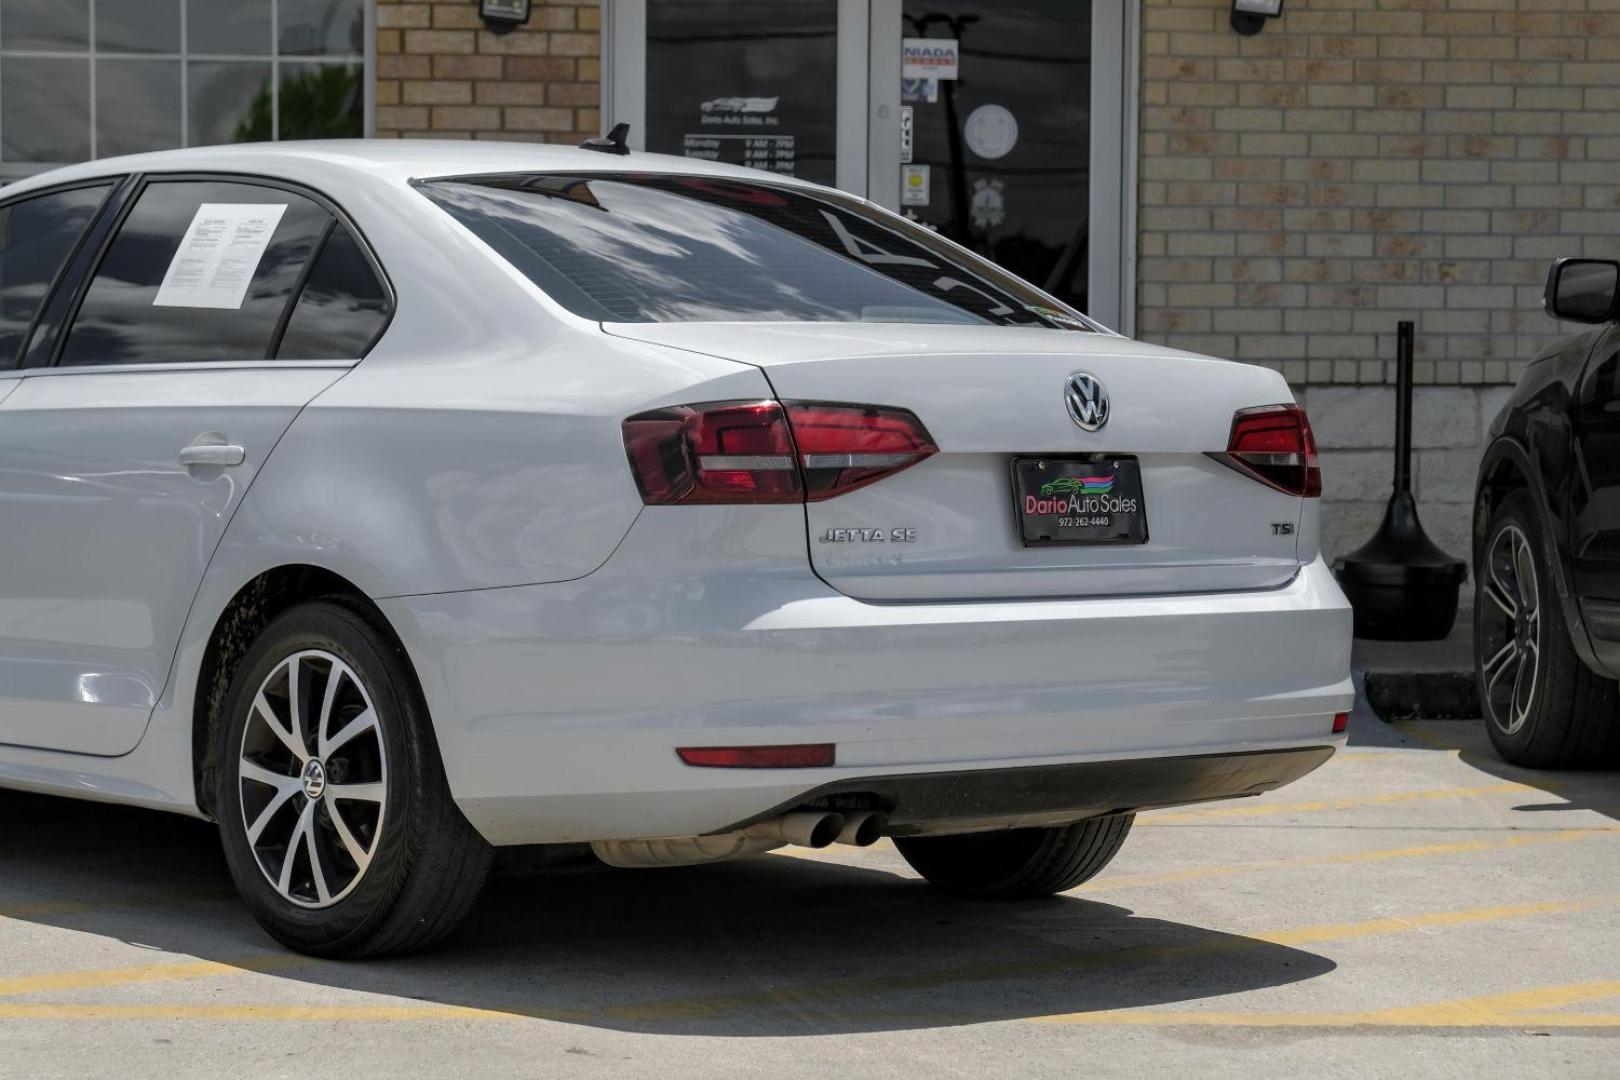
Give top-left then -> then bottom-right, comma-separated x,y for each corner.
1012,457 -> 1147,546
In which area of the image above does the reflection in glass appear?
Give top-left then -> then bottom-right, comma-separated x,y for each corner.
96,61 -> 183,156
2,58 -> 91,163
274,64 -> 364,139
278,227 -> 390,359
646,0 -> 838,185
422,175 -> 1091,329
60,181 -> 333,366
902,0 -> 1093,314
96,0 -> 181,54
188,62 -> 274,146
0,0 -> 90,51
279,0 -> 365,56
186,0 -> 272,54
0,185 -> 110,366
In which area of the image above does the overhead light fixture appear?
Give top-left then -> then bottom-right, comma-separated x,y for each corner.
1231,0 -> 1284,36
479,0 -> 532,35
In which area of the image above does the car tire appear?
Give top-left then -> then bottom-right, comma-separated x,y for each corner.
893,815 -> 1133,900
214,598 -> 492,957
1476,491 -> 1620,769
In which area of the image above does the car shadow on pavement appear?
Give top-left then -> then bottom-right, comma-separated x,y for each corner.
0,788 -> 1336,1035
1346,692 -> 1620,827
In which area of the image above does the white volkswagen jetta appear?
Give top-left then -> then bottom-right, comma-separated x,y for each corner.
0,141 -> 1353,956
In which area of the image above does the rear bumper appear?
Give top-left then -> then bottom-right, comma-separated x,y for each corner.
720,746 -> 1338,837
381,533 -> 1354,846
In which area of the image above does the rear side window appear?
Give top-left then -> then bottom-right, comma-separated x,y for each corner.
60,180 -> 332,366
0,183 -> 111,367
276,224 -> 390,359
418,173 -> 1093,330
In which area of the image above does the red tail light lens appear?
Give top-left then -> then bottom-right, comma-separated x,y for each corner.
789,402 -> 938,501
622,401 -> 801,504
623,400 -> 937,505
1220,403 -> 1322,498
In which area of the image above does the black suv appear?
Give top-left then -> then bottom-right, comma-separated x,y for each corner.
1474,258 -> 1620,768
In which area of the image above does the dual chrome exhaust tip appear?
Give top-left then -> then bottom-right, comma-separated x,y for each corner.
590,808 -> 887,869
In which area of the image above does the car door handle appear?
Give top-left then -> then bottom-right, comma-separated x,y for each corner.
179,440 -> 246,468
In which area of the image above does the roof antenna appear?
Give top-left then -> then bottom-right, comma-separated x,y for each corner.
580,123 -> 631,156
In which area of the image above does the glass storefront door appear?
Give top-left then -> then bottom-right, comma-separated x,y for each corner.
603,0 -> 1133,329
898,2 -> 1092,313
643,1 -> 839,186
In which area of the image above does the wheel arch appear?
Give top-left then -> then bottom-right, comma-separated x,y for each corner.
1475,436 -> 1611,679
190,564 -> 409,820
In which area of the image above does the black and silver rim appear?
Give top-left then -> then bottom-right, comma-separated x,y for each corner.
1480,524 -> 1541,737
238,650 -> 388,909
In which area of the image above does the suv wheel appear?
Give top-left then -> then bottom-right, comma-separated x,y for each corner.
1476,492 -> 1620,768
214,599 -> 492,956
894,815 -> 1133,899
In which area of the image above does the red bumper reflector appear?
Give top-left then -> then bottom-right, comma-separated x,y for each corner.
1332,712 -> 1349,734
677,743 -> 837,768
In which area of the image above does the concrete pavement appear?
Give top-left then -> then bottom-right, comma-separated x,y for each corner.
0,711 -> 1616,1079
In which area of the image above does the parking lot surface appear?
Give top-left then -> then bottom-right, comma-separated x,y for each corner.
1,705 -> 1616,1079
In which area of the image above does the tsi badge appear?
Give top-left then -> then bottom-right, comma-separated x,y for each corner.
1065,371 -> 1109,432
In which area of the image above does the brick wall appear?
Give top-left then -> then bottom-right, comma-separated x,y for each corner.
1137,0 -> 1620,389
375,0 -> 600,143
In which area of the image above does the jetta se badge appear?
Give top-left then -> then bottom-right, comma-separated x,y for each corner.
1066,372 -> 1109,432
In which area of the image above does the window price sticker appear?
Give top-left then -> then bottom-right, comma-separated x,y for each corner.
154,203 -> 287,309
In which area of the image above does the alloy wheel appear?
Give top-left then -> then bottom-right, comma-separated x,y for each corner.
1480,524 -> 1541,736
238,650 -> 388,908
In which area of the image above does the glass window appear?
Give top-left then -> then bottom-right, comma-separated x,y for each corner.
0,1 -> 365,174
188,62 -> 275,147
187,2 -> 271,55
2,58 -> 91,163
279,0 -> 365,57
96,60 -> 183,157
277,63 -> 365,139
277,225 -> 390,359
60,181 -> 332,366
645,0 -> 838,186
0,0 -> 90,52
96,0 -> 181,54
0,184 -> 111,367
420,174 -> 1094,330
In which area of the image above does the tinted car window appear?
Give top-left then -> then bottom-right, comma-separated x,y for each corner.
276,224 -> 389,358
60,179 -> 332,366
0,183 -> 111,367
419,174 -> 1094,330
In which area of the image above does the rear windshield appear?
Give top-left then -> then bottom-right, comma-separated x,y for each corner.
417,173 -> 1094,331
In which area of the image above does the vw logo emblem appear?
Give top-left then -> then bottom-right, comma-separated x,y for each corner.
301,759 -> 328,800
1065,372 -> 1109,432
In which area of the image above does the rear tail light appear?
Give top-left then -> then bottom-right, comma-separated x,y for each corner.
623,400 -> 937,505
1215,403 -> 1322,498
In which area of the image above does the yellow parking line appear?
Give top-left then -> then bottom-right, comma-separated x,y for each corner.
0,954 -> 314,998
1077,827 -> 1620,893
0,894 -> 1605,1024
1032,979 -> 1620,1029
1141,780 -> 1539,824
